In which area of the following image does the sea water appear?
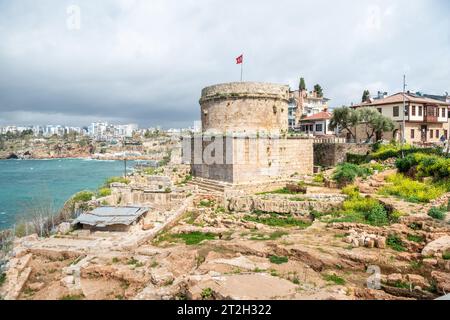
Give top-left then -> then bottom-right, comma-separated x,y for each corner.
0,158 -> 134,230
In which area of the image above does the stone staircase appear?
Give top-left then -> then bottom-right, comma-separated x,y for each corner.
188,178 -> 230,193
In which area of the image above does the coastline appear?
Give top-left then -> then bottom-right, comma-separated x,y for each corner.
0,158 -> 138,232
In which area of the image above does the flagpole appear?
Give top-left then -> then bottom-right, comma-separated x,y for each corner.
240,59 -> 243,82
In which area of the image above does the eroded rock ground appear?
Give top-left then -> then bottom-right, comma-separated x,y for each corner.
1,170 -> 450,300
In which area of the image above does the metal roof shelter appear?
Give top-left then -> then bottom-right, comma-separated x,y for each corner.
73,206 -> 149,228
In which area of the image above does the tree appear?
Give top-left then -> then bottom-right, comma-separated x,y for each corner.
313,84 -> 323,97
299,77 -> 306,91
329,106 -> 360,140
358,107 -> 395,141
362,90 -> 371,103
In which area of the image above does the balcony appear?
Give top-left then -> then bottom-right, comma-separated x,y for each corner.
424,105 -> 439,123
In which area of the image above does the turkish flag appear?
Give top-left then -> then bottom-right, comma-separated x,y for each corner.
236,54 -> 243,64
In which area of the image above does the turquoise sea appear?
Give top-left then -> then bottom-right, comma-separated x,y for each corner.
0,159 -> 135,230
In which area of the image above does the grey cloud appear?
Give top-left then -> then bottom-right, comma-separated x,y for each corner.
0,0 -> 449,128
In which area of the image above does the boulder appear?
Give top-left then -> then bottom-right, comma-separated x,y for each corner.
431,271 -> 450,294
286,184 -> 307,194
150,267 -> 175,286
27,282 -> 45,291
386,273 -> 403,285
57,222 -> 72,234
422,236 -> 450,257
405,274 -> 429,289
423,258 -> 438,268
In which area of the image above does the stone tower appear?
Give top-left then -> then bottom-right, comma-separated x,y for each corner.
184,82 -> 313,186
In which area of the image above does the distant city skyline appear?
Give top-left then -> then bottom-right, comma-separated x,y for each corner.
0,0 -> 449,128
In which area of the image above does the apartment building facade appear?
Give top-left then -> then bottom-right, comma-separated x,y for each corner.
288,89 -> 330,130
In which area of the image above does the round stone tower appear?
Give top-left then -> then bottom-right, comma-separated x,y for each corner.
199,82 -> 290,135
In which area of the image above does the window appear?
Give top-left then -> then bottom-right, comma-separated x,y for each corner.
436,130 -> 439,138
442,108 -> 446,118
411,129 -> 415,139
377,108 -> 382,114
315,124 -> 323,132
412,106 -> 416,116
430,130 -> 433,139
393,106 -> 399,117
419,106 -> 423,116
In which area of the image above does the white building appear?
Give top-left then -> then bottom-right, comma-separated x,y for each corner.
299,111 -> 335,136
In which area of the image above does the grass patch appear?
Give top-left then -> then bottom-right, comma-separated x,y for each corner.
249,230 -> 288,241
198,199 -> 214,207
379,174 -> 445,203
72,191 -> 94,202
127,257 -> 144,268
442,252 -> 450,260
387,234 -> 406,252
406,234 -> 425,243
0,273 -> 6,286
244,212 -> 312,229
428,206 -> 447,220
269,255 -> 288,264
97,187 -> 111,197
313,173 -> 325,183
173,232 -> 216,245
257,187 -> 304,195
332,163 -> 372,185
323,274 -> 346,285
60,293 -> 85,300
327,186 -> 391,226
105,176 -> 130,186
201,288 -> 213,300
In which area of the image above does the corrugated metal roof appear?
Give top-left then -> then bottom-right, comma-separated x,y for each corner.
73,206 -> 149,227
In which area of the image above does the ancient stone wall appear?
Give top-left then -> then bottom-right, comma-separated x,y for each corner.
313,143 -> 371,167
200,82 -> 290,134
187,135 -> 313,184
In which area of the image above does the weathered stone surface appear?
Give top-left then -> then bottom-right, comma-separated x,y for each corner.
57,222 -> 72,234
386,273 -> 403,285
431,271 -> 450,294
422,236 -> 450,257
188,273 -> 298,300
405,274 -> 429,289
150,268 -> 175,286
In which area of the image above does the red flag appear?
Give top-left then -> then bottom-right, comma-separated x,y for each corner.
236,54 -> 243,64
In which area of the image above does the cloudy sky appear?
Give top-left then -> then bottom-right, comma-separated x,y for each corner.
0,0 -> 449,128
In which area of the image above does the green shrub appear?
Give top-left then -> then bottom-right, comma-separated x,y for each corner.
72,191 -> 94,203
341,185 -> 360,199
365,204 -> 389,226
269,255 -> 288,264
97,188 -> 111,197
0,272 -> 6,286
346,153 -> 370,165
407,234 -> 425,243
323,274 -> 346,285
174,232 -> 216,245
105,176 -> 130,186
244,212 -> 312,229
443,252 -> 450,260
313,173 -> 325,183
395,154 -> 418,173
428,207 -> 447,220
379,174 -> 445,203
332,163 -> 371,185
199,199 -> 214,207
387,234 -> 406,252
201,288 -> 213,300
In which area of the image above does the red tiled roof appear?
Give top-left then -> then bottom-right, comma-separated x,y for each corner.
301,111 -> 332,121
